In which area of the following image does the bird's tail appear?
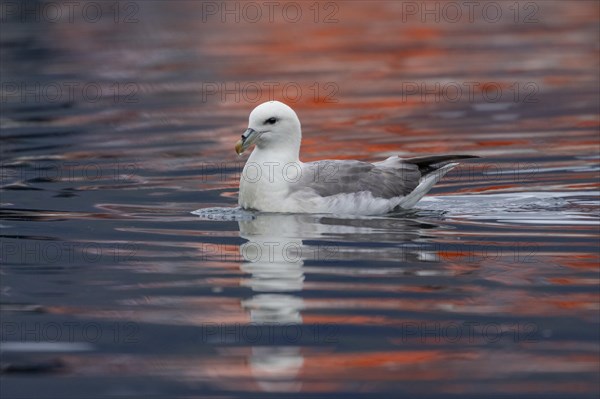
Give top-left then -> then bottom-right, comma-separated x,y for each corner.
398,155 -> 479,209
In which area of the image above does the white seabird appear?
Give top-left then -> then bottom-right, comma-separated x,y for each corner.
235,101 -> 477,215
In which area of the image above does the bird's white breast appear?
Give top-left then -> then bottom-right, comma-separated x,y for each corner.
238,150 -> 301,212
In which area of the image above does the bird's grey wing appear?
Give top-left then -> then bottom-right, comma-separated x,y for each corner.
289,160 -> 421,199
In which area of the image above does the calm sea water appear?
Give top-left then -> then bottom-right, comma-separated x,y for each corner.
1,1 -> 599,398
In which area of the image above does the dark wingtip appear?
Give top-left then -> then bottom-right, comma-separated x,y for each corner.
403,154 -> 480,166
403,154 -> 480,175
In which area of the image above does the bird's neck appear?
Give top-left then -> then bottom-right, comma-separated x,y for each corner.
249,139 -> 301,165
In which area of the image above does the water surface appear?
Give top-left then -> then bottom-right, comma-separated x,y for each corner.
1,1 -> 599,398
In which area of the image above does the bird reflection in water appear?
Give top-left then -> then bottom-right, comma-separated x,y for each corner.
233,210 -> 438,392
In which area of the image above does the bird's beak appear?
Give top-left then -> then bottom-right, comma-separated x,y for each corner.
235,128 -> 260,155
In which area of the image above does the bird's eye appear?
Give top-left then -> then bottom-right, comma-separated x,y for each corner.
264,117 -> 277,125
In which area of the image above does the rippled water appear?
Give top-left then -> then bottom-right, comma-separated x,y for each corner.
1,2 -> 599,398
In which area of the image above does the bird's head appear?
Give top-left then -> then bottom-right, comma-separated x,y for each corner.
235,101 -> 302,155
